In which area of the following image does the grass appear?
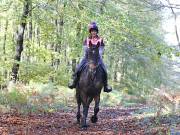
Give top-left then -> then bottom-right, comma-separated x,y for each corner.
0,82 -> 75,114
0,82 -> 178,117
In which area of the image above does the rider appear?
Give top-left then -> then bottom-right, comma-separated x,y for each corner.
68,22 -> 112,93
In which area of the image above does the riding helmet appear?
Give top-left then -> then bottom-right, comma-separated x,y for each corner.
88,22 -> 99,33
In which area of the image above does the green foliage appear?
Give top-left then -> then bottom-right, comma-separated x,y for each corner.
0,82 -> 75,113
101,91 -> 123,106
0,0 -> 177,102
5,89 -> 27,106
19,62 -> 53,83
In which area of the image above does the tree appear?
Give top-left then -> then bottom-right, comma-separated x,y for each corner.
11,0 -> 30,82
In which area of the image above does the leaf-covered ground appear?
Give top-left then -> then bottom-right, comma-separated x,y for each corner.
0,104 -> 179,135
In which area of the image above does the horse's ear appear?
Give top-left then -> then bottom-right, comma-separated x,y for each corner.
97,41 -> 100,48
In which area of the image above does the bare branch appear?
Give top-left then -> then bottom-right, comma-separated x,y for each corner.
167,0 -> 180,48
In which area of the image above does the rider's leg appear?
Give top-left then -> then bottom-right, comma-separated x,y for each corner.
101,62 -> 112,93
68,58 -> 86,89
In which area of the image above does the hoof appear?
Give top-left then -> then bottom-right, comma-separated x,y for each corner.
81,127 -> 87,130
81,125 -> 89,130
91,115 -> 98,123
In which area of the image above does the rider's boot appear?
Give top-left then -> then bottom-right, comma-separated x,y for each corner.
103,67 -> 112,93
68,73 -> 79,89
104,75 -> 112,93
68,58 -> 86,89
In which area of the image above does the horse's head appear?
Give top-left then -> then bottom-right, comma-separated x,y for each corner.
87,41 -> 100,70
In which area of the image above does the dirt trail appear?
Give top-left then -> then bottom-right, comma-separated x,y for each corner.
0,105 -> 179,135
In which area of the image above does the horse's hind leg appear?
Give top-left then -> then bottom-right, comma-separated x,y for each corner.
76,91 -> 81,124
91,95 -> 100,123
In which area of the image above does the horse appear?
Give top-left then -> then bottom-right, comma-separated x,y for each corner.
76,41 -> 104,129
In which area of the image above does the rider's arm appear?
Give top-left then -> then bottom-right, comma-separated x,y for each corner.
99,46 -> 104,58
82,38 -> 88,58
99,38 -> 105,58
83,46 -> 88,57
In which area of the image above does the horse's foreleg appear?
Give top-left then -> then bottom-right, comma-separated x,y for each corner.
81,96 -> 93,129
82,105 -> 88,129
76,91 -> 81,124
76,99 -> 81,124
91,95 -> 100,123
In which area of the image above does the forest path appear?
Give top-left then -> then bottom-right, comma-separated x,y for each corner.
0,104 -> 179,135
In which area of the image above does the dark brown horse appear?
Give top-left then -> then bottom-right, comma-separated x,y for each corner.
76,42 -> 104,129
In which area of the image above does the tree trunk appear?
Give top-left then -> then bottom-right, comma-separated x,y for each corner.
100,0 -> 107,14
3,20 -> 8,79
27,0 -> 32,63
11,0 -> 30,82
